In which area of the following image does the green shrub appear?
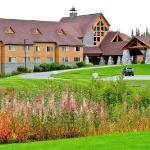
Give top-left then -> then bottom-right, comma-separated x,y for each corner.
50,63 -> 60,70
85,63 -> 93,67
39,63 -> 51,72
76,61 -> 85,67
34,63 -> 72,72
0,73 -> 6,78
17,66 -> 27,72
34,66 -> 43,72
11,71 -> 20,76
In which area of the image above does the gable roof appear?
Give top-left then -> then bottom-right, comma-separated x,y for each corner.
123,36 -> 150,49
0,18 -> 83,46
100,31 -> 130,55
60,13 -> 110,37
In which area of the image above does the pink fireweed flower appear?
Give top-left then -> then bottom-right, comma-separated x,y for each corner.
80,98 -> 89,113
60,91 -> 68,110
47,92 -> 56,117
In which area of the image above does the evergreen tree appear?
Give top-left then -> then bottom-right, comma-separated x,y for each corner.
136,28 -> 140,36
131,29 -> 134,37
146,27 -> 149,36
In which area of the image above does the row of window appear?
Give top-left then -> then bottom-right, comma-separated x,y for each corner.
8,57 -> 81,63
8,45 -> 81,52
9,45 -> 54,52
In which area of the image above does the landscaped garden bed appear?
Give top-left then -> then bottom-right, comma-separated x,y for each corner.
0,79 -> 149,143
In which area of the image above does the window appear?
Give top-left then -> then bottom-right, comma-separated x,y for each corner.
62,46 -> 68,52
47,57 -> 53,63
101,32 -> 104,36
9,57 -> 16,63
62,57 -> 68,62
97,37 -> 100,42
32,28 -> 42,34
9,45 -> 16,51
47,46 -> 53,52
74,57 -> 80,62
24,45 -> 29,51
34,57 -> 40,63
75,46 -> 80,51
35,46 -> 40,52
5,27 -> 15,34
23,57 -> 30,62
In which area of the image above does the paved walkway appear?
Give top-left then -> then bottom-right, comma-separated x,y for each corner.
20,65 -> 150,81
104,75 -> 150,81
20,65 -> 120,80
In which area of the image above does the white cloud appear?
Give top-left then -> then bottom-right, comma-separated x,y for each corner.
0,0 -> 150,35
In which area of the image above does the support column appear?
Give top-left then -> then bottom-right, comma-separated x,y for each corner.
108,56 -> 114,65
84,55 -> 89,64
145,48 -> 150,64
117,56 -> 122,65
133,55 -> 137,64
122,49 -> 131,64
99,56 -> 105,65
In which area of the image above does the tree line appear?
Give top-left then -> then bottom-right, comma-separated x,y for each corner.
131,27 -> 150,37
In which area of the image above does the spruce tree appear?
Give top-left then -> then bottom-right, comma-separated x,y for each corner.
146,27 -> 149,36
131,29 -> 134,37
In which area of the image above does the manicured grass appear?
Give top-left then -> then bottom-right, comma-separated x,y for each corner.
0,64 -> 149,91
52,64 -> 150,80
0,132 -> 149,150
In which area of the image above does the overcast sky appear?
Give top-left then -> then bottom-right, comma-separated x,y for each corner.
1,0 -> 150,35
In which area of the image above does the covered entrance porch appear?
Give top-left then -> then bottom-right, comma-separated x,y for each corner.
83,47 -> 103,65
122,37 -> 150,64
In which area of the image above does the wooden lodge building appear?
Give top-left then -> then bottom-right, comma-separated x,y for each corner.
0,7 -> 150,73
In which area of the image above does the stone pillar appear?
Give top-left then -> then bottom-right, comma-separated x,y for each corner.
145,48 -> 150,64
108,56 -> 114,65
99,56 -> 105,65
122,49 -> 131,64
133,55 -> 137,64
84,55 -> 89,64
117,56 -> 122,65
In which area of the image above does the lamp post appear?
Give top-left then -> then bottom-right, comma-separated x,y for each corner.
24,39 -> 28,71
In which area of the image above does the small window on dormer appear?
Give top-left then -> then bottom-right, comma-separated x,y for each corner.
57,29 -> 66,36
32,28 -> 42,34
5,27 -> 15,34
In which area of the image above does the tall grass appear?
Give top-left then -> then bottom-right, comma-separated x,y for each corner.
0,79 -> 149,143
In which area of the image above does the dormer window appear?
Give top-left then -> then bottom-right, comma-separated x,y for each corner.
32,28 -> 42,34
5,27 -> 15,34
57,28 -> 66,36
112,34 -> 123,42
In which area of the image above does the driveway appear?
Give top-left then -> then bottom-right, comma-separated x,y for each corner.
20,65 -> 120,80
104,75 -> 150,81
20,65 -> 150,81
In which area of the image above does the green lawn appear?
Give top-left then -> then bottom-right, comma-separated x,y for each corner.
52,64 -> 150,80
0,64 -> 149,90
0,132 -> 149,150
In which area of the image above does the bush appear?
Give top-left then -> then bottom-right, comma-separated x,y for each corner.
85,63 -> 93,67
39,63 -> 51,72
50,63 -> 60,70
34,66 -> 43,72
34,63 -> 72,72
17,66 -> 27,72
11,71 -> 20,76
76,61 -> 85,67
